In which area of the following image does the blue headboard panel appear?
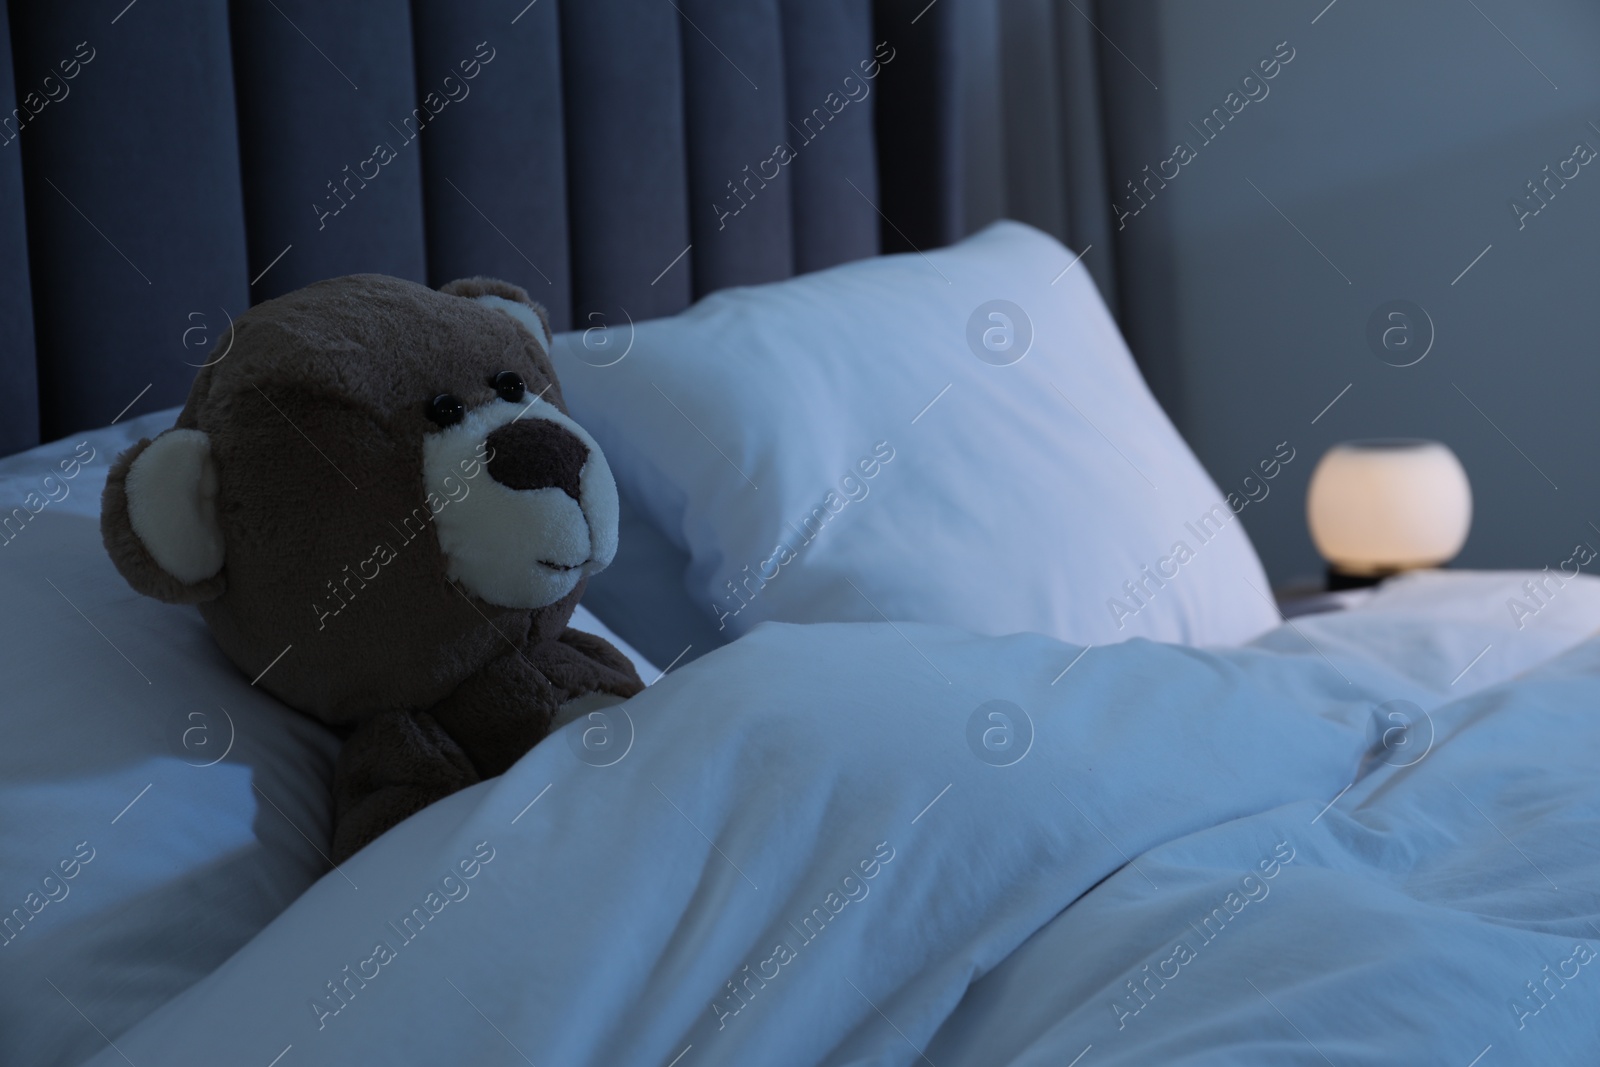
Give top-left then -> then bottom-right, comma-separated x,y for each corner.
231,1 -> 430,300
0,0 -> 36,452
10,0 -> 252,454
1,0 -> 1110,455
1,0 -> 880,450
418,0 -> 574,320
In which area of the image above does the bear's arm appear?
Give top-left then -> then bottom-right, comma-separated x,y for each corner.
331,709 -> 479,863
330,632 -> 643,862
424,631 -> 640,782
427,648 -> 565,780
550,627 -> 646,697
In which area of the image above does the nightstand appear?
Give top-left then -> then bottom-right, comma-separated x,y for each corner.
1273,580 -> 1377,620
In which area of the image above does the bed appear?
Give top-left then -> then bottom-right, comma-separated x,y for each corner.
3,3 -> 1599,1066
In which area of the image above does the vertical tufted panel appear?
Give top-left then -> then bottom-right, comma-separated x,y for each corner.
230,0 -> 427,303
680,0 -> 793,296
778,0 -> 880,272
0,0 -> 38,453
999,0 -> 1066,239
413,0 -> 572,328
0,0 -> 1011,454
1053,0 -> 1118,313
871,0 -> 953,252
947,0 -> 1006,235
559,0 -> 692,322
11,1 -> 250,439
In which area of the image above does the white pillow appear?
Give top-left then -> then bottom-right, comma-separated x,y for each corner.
551,221 -> 1279,647
0,511 -> 339,1067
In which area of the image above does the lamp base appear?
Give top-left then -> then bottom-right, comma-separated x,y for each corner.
1325,565 -> 1399,591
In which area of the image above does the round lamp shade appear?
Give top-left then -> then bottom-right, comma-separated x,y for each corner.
1306,439 -> 1471,576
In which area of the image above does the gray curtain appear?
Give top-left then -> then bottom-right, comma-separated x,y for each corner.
874,0 -> 1119,313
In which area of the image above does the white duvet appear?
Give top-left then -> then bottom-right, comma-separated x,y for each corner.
78,576 -> 1600,1067
6,413 -> 1600,1066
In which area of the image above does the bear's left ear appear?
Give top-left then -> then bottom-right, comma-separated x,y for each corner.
100,429 -> 227,604
439,277 -> 552,349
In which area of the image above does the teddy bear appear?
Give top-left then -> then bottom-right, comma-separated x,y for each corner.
100,274 -> 643,861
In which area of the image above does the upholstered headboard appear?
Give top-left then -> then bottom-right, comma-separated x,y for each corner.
0,0 -> 1114,455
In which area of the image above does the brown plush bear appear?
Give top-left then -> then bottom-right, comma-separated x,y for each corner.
100,274 -> 643,861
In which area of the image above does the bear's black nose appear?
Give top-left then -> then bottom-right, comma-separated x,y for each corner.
485,419 -> 589,499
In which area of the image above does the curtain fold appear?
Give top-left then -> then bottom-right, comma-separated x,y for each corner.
873,0 -> 1119,315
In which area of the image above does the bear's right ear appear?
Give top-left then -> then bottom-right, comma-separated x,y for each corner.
101,429 -> 226,604
439,276 -> 553,348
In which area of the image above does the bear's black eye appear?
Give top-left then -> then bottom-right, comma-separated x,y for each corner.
426,393 -> 465,427
492,371 -> 526,403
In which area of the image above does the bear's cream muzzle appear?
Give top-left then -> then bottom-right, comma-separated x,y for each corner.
422,397 -> 618,609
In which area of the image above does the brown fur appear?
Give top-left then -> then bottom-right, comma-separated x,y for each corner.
100,274 -> 642,861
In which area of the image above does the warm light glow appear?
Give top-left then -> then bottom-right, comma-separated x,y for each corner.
1306,439 -> 1471,575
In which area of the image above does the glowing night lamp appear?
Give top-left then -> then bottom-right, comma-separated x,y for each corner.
1306,439 -> 1472,590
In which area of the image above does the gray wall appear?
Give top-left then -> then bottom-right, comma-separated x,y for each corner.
1096,0 -> 1600,584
